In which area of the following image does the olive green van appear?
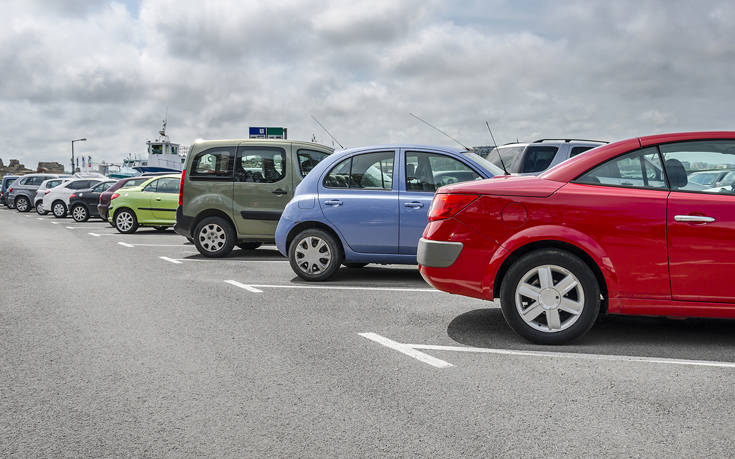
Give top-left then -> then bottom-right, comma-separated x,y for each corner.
175,139 -> 333,257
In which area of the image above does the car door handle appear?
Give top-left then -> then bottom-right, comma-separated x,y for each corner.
272,189 -> 288,196
403,201 -> 424,208
674,215 -> 715,223
155,197 -> 161,201
324,199 -> 343,206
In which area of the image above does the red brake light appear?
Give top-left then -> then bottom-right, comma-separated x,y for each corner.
111,193 -> 120,200
8,187 -> 12,193
178,169 -> 186,206
428,194 -> 479,222
70,193 -> 77,199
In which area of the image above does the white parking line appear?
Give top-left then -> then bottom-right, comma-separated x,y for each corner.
172,258 -> 284,263
88,232 -> 121,237
359,333 -> 453,368
118,242 -> 190,247
50,221 -> 59,225
118,242 -> 134,247
65,226 -> 78,229
225,279 -> 264,293
37,217 -> 44,220
159,256 -> 183,264
222,282 -> 440,293
408,344 -> 735,369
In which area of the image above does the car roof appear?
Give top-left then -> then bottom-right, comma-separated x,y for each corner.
541,131 -> 735,183
191,138 -> 334,151
335,144 -> 466,155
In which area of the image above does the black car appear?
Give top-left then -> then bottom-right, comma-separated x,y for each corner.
68,180 -> 116,222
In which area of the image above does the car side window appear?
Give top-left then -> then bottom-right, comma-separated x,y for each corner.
18,177 -> 29,185
660,140 -> 735,194
122,178 -> 147,189
297,149 -> 330,177
406,151 -> 480,192
142,180 -> 158,192
190,147 -> 235,179
235,146 -> 287,183
323,158 -> 351,188
575,147 -> 667,190
156,178 -> 180,193
570,146 -> 594,158
323,152 -> 394,190
521,146 -> 559,173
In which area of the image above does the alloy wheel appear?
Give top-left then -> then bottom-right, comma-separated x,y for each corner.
294,236 -> 331,275
514,264 -> 585,333
53,202 -> 66,217
198,223 -> 226,252
72,206 -> 87,222
16,197 -> 29,212
116,211 -> 134,232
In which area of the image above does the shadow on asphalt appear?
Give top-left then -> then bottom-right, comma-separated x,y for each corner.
281,265 -> 425,285
182,248 -> 285,261
447,307 -> 735,361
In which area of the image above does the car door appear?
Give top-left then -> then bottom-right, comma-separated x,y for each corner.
318,150 -> 399,254
399,150 -> 483,255
149,177 -> 180,220
660,139 -> 735,303
83,182 -> 111,207
233,144 -> 291,239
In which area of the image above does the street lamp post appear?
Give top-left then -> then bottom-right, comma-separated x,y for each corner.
71,138 -> 87,173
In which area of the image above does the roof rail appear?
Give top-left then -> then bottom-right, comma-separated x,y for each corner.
532,138 -> 608,144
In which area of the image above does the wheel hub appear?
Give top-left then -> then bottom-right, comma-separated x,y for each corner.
539,288 -> 561,310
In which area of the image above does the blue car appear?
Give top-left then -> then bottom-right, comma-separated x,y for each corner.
275,144 -> 503,281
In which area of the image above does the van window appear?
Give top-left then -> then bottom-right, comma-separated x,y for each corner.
297,149 -> 330,177
520,146 -> 559,173
190,147 -> 235,179
235,147 -> 287,183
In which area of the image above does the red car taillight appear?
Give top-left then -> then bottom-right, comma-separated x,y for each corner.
44,190 -> 51,195
428,194 -> 479,222
69,193 -> 76,199
111,193 -> 120,200
8,187 -> 12,193
178,169 -> 186,206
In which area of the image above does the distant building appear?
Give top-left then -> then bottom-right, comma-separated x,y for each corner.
36,162 -> 64,174
0,158 -> 33,177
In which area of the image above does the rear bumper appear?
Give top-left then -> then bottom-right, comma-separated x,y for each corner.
97,204 -> 108,220
418,218 -> 498,301
174,206 -> 194,238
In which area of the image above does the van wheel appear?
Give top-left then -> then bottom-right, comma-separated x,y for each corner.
52,201 -> 67,218
194,217 -> 236,258
15,196 -> 30,212
499,249 -> 600,345
237,242 -> 262,251
289,229 -> 343,281
114,209 -> 139,234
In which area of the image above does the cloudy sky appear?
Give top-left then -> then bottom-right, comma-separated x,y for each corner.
3,0 -> 735,168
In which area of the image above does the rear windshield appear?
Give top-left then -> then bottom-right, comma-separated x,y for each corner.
461,152 -> 504,176
520,146 -> 559,173
121,178 -> 148,188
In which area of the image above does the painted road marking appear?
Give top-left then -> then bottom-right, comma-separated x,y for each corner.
118,243 -> 190,247
50,221 -> 59,225
159,256 -> 183,264
172,258 -> 285,263
224,282 -> 439,293
89,232 -> 121,237
408,344 -> 735,369
359,333 -> 453,368
118,242 -> 134,247
225,279 -> 264,293
37,217 -> 44,220
65,226 -> 78,229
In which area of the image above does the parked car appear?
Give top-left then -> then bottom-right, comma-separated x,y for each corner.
43,177 -> 105,217
418,131 -> 735,344
1,175 -> 18,206
7,173 -> 63,212
68,180 -> 117,222
98,176 -> 152,223
175,139 -> 334,257
107,174 -> 181,233
485,139 -> 606,175
688,169 -> 733,187
275,144 -> 504,281
34,178 -> 70,214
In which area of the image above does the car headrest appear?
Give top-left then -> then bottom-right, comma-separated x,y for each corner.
665,159 -> 688,188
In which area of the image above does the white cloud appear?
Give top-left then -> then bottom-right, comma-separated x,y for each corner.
1,0 -> 735,168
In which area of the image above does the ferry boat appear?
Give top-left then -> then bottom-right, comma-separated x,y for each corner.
121,119 -> 186,174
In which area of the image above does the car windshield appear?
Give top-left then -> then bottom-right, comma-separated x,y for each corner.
486,146 -> 525,172
462,151 -> 505,176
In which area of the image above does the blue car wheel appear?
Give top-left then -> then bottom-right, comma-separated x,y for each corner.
289,228 -> 343,281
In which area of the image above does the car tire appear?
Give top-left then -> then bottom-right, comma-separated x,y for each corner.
71,205 -> 89,222
343,263 -> 368,269
237,242 -> 262,251
289,229 -> 343,282
52,201 -> 67,218
15,196 -> 30,212
35,201 -> 48,215
193,217 -> 236,258
114,208 -> 139,234
499,249 -> 600,345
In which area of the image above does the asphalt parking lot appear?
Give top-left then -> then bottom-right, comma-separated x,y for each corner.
2,207 -> 735,457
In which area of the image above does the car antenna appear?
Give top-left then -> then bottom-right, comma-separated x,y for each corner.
311,115 -> 344,149
485,121 -> 509,175
409,112 -> 471,151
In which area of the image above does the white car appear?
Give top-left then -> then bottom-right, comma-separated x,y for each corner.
43,177 -> 105,218
34,178 -> 70,215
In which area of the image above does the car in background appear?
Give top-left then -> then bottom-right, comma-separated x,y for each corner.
7,173 -> 64,212
43,177 -> 105,217
107,174 -> 181,233
688,169 -> 733,188
97,176 -> 152,223
275,144 -> 504,281
68,180 -> 117,222
1,175 -> 18,206
418,131 -> 735,344
175,139 -> 334,257
34,177 -> 70,214
485,139 -> 606,175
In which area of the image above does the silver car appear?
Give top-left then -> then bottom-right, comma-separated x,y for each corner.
6,173 -> 64,212
485,138 -> 606,175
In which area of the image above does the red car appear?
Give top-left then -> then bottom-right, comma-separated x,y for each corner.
418,131 -> 735,344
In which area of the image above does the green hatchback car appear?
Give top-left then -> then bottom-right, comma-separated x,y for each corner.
108,174 -> 181,233
175,139 -> 333,257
